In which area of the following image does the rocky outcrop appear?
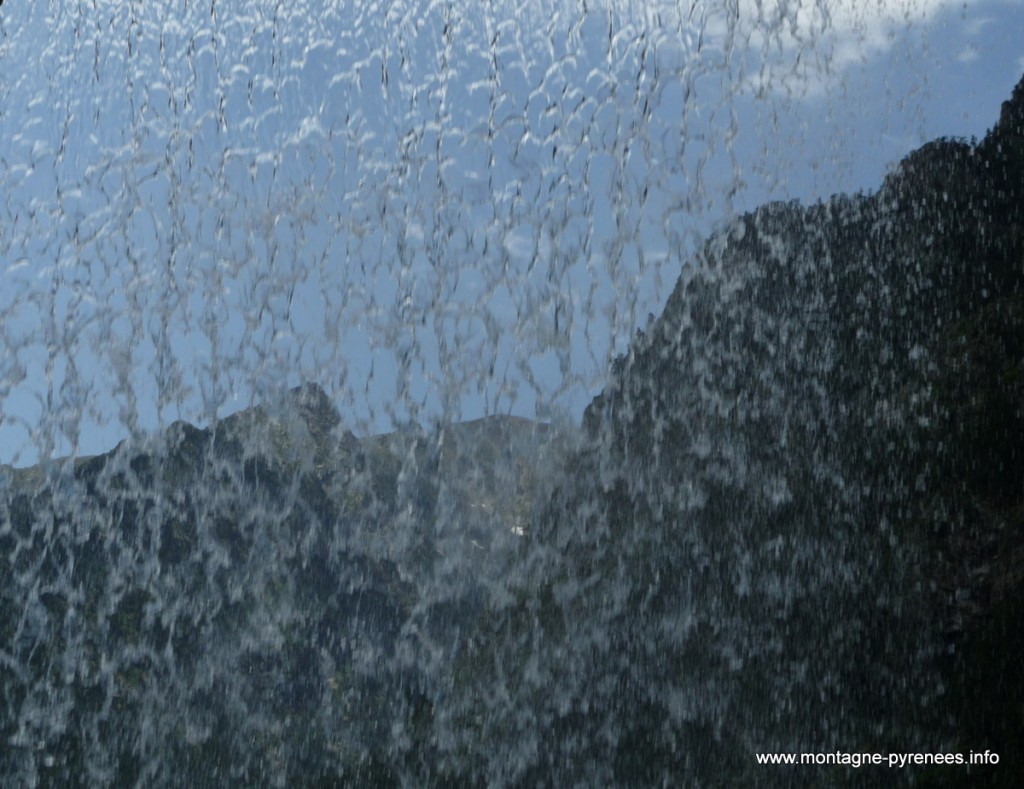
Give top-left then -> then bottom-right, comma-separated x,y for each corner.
0,383 -> 565,787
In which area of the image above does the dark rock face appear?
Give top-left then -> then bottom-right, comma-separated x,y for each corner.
0,384 -> 566,787
3,74 -> 1023,787
1,387 -> 387,786
999,75 -> 1024,137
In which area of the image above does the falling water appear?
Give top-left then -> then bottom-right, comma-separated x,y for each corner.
2,1 -> 1022,786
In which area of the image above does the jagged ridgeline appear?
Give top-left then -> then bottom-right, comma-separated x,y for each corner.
2,80 -> 1023,787
0,381 -> 572,786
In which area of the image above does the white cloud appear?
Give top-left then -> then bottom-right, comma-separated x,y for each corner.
699,0 -> 979,97
957,46 -> 980,63
723,0 -> 959,51
505,0 -> 983,83
519,0 -> 966,53
964,16 -> 993,36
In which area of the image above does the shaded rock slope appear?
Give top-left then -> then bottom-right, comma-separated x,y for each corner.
0,383 -> 569,787
2,76 -> 1023,787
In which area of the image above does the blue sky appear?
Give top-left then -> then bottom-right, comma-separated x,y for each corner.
1,0 -> 1023,467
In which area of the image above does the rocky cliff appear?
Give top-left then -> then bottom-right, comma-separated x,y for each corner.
0,382 -> 569,786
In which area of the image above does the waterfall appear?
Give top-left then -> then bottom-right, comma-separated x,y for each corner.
2,1 -> 1022,785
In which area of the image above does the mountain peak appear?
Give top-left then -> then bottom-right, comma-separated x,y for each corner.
288,382 -> 340,435
997,72 -> 1024,137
